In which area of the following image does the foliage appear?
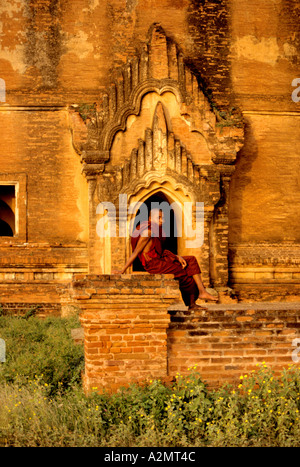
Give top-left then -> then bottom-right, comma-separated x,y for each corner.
74,102 -> 97,122
0,314 -> 84,396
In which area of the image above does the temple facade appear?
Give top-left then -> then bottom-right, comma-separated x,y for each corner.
0,0 -> 299,314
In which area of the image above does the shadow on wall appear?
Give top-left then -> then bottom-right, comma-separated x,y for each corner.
228,117 -> 258,245
186,0 -> 232,109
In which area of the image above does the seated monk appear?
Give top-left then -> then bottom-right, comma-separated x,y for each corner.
114,208 -> 218,311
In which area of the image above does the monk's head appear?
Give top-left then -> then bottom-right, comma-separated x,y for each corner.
149,208 -> 164,227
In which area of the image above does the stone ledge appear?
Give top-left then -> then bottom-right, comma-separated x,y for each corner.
71,274 -> 182,303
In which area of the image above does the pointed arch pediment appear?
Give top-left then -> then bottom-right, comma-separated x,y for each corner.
69,23 -> 244,176
116,100 -> 201,196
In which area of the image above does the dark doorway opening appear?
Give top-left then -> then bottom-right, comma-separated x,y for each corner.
0,185 -> 15,237
132,192 -> 178,272
0,219 -> 13,237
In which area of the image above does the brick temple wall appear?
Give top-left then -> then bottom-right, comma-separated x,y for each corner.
168,303 -> 300,388
71,274 -> 181,393
1,0 -> 299,292
73,275 -> 300,392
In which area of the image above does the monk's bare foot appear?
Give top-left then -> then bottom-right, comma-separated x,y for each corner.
198,290 -> 218,302
188,303 -> 207,311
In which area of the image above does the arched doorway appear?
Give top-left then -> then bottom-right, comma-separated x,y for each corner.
132,191 -> 178,271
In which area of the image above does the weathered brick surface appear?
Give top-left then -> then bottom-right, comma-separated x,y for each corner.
168,302 -> 300,388
0,280 -> 70,317
0,301 -> 61,317
72,274 -> 181,392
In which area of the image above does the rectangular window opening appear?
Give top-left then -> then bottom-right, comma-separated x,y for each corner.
0,185 -> 16,237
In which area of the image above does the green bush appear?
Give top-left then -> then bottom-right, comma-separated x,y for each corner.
0,314 -> 84,395
1,364 -> 300,447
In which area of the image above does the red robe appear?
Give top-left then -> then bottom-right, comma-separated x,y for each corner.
131,220 -> 201,306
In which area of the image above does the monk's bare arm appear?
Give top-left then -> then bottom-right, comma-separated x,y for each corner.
114,230 -> 151,274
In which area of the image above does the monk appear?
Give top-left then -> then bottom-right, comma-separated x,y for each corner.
114,208 -> 218,311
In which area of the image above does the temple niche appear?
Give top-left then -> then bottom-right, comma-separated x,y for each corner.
70,24 -> 244,294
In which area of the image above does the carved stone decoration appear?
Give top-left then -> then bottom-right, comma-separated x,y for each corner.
111,101 -> 221,208
69,23 -> 244,173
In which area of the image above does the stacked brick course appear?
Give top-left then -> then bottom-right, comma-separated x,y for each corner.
71,274 -> 181,392
168,302 -> 300,388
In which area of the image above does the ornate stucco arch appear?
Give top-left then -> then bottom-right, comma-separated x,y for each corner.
69,23 -> 244,287
124,180 -> 195,269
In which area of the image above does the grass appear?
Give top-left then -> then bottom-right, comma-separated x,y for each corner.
0,312 -> 84,396
1,313 -> 300,447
